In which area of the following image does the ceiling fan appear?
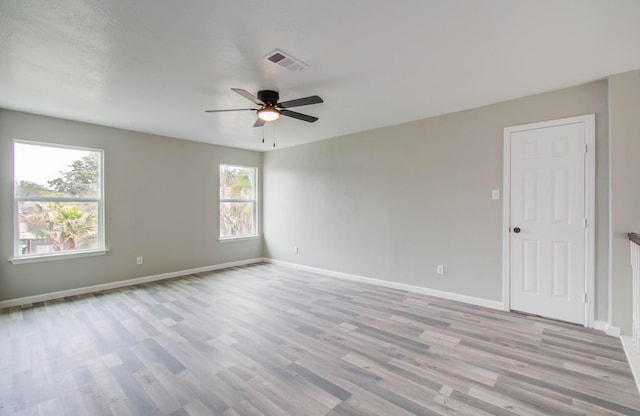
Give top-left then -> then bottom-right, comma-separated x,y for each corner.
206,88 -> 323,127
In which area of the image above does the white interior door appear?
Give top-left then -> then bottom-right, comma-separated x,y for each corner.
507,119 -> 589,324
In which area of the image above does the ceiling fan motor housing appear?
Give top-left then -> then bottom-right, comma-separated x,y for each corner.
258,90 -> 280,106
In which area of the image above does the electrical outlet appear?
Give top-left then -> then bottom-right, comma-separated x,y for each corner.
137,256 -> 143,265
491,189 -> 500,200
437,265 -> 444,275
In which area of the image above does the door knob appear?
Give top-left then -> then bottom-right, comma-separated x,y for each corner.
513,227 -> 521,233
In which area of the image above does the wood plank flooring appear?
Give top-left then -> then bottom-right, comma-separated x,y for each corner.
1,262 -> 640,415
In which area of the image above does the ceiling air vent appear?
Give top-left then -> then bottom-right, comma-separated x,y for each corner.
264,49 -> 307,72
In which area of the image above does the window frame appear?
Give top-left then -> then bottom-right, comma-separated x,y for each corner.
10,140 -> 107,264
218,164 -> 259,241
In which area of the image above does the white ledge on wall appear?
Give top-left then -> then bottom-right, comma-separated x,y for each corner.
218,235 -> 260,243
8,249 -> 109,265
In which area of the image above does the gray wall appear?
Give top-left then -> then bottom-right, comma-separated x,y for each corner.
263,82 -> 609,318
608,69 -> 640,333
0,110 -> 262,301
3,78 -> 631,331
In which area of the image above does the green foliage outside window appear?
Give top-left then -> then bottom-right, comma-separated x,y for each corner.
47,154 -> 100,197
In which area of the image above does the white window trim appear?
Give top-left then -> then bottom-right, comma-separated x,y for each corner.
219,164 -> 259,240
11,140 -> 106,263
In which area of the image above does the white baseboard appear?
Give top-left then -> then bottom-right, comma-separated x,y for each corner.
593,320 -> 608,332
266,259 -> 506,311
268,261 -> 623,336
621,336 -> 640,394
0,257 -> 622,339
593,320 -> 622,337
608,325 -> 623,337
0,258 -> 266,309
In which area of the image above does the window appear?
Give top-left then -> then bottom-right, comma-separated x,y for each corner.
219,164 -> 257,239
12,141 -> 105,261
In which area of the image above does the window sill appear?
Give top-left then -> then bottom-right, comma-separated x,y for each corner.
218,235 -> 261,243
8,249 -> 109,265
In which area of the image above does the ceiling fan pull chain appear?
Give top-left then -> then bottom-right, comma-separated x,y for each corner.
262,126 -> 265,143
273,121 -> 276,147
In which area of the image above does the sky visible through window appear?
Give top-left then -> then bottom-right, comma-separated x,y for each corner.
14,142 -> 93,185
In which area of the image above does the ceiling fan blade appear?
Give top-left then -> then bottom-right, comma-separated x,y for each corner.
280,109 -> 319,123
278,95 -> 323,108
231,88 -> 265,106
253,118 -> 266,128
205,108 -> 256,113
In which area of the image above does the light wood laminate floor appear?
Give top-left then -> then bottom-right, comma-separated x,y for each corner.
1,262 -> 639,415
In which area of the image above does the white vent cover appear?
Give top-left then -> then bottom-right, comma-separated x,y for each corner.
264,49 -> 307,72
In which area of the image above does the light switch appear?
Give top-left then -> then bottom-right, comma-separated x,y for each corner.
491,189 -> 500,200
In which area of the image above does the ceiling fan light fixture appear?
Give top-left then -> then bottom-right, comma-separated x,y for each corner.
257,107 -> 281,121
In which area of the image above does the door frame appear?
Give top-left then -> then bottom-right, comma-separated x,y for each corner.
501,114 -> 596,327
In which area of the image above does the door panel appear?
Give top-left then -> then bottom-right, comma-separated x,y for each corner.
522,240 -> 539,294
509,122 -> 586,324
522,169 -> 538,222
551,241 -> 569,298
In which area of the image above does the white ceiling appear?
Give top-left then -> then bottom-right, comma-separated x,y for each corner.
1,1 -> 639,151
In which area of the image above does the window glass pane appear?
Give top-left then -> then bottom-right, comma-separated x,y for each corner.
14,142 -> 101,198
17,201 -> 100,255
14,141 -> 104,259
220,165 -> 255,200
220,202 -> 254,237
